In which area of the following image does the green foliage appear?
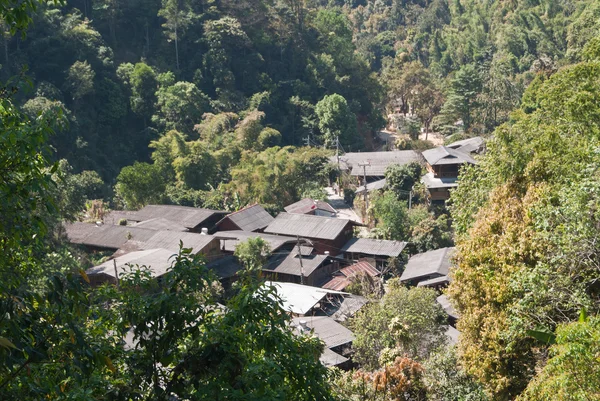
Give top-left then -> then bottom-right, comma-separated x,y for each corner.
115,161 -> 165,209
406,205 -> 454,253
315,93 -> 358,147
64,60 -> 95,101
153,80 -> 210,135
371,191 -> 409,241
234,237 -> 271,271
350,280 -> 448,370
384,162 -> 422,200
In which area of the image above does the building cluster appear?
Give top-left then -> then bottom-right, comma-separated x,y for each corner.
345,136 -> 484,204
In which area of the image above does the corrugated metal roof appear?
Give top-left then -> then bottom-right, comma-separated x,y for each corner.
437,294 -> 459,320
319,348 -> 348,367
141,231 -> 218,254
421,172 -> 459,189
446,325 -> 459,345
64,222 -> 157,250
341,238 -> 406,257
340,261 -> 380,277
86,248 -> 176,279
206,255 -> 243,279
266,281 -> 346,315
417,275 -> 451,287
321,276 -> 350,291
102,210 -> 139,225
265,213 -> 356,240
217,204 -> 274,232
264,251 -> 329,277
333,150 -> 421,177
130,205 -> 227,229
446,136 -> 484,154
216,231 -> 297,252
292,316 -> 354,348
355,178 -> 387,194
133,218 -> 189,232
330,295 -> 369,322
284,198 -> 337,215
400,247 -> 456,282
422,146 -> 477,166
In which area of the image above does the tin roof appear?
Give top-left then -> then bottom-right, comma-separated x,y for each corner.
437,294 -> 459,320
263,251 -> 329,277
329,295 -> 369,322
446,136 -> 484,154
319,348 -> 349,367
216,231 -> 297,252
355,178 -> 387,194
86,248 -> 176,279
64,222 -> 157,250
216,204 -> 274,232
417,275 -> 451,287
132,218 -> 188,232
284,198 -> 337,215
422,146 -> 477,166
130,205 -> 227,229
266,281 -> 346,315
141,231 -> 219,254
341,238 -> 406,258
292,316 -> 354,348
321,276 -> 350,291
334,150 -> 421,177
205,255 -> 244,279
265,213 -> 357,240
400,247 -> 456,282
421,172 -> 459,189
339,261 -> 380,277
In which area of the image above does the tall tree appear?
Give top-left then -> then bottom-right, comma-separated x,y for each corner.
158,0 -> 194,70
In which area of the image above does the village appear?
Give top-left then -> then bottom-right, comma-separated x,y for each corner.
63,135 -> 483,370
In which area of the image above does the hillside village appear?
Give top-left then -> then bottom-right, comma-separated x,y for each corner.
63,136 -> 481,370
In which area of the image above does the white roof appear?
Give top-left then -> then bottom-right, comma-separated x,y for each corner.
266,281 -> 346,315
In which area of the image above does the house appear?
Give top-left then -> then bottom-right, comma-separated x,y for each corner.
205,255 -> 245,288
329,295 -> 369,322
284,198 -> 337,217
64,222 -> 157,251
215,204 -> 274,232
446,136 -> 484,154
264,213 -> 361,256
399,247 -> 455,286
262,245 -> 338,286
421,144 -> 478,203
131,218 -> 188,232
215,230 -> 297,253
341,238 -> 406,269
355,178 -> 387,195
321,261 -> 380,292
333,150 -> 422,183
437,294 -> 458,326
292,316 -> 354,368
266,281 -> 347,316
138,231 -> 223,261
85,248 -> 176,286
128,205 -> 227,233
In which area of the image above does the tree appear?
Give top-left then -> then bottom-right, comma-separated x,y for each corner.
128,62 -> 158,123
315,94 -> 358,147
350,280 -> 448,370
65,60 -> 95,101
115,162 -> 165,209
439,64 -> 482,131
158,0 -> 194,70
153,80 -> 210,135
234,237 -> 271,270
385,162 -> 423,200
172,142 -> 216,190
371,191 -> 409,240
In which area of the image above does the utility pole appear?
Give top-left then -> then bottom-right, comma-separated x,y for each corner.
358,161 -> 370,213
113,259 -> 120,288
297,235 -> 305,285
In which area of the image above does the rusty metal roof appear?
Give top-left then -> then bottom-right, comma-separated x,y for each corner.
339,261 -> 380,277
341,238 -> 406,258
265,213 -> 357,240
216,204 -> 274,232
321,276 -> 350,291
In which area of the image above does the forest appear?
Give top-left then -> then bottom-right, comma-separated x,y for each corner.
2,0 -> 600,399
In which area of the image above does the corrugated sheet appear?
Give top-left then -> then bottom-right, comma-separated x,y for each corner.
263,251 -> 329,277
437,294 -> 458,320
264,213 -> 355,240
417,275 -> 450,287
266,281 -> 346,315
340,261 -> 380,278
319,348 -> 348,367
400,247 -> 456,282
355,178 -> 387,194
341,238 -> 406,258
421,172 -> 458,189
216,231 -> 297,252
330,295 -> 368,322
285,198 -> 337,215
64,222 -> 157,250
86,248 -> 176,279
333,150 -> 421,177
321,276 -> 350,291
141,231 -> 218,254
292,316 -> 354,348
206,255 -> 243,279
133,218 -> 188,232
446,325 -> 459,345
446,136 -> 484,154
218,204 -> 274,232
422,146 -> 477,166
130,205 -> 227,229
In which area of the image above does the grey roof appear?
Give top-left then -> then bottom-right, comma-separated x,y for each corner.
133,218 -> 189,232
64,222 -> 156,250
284,198 -> 337,215
216,231 -> 297,252
422,146 -> 477,166
86,248 -> 176,279
266,281 -> 346,315
217,204 -> 274,232
446,136 -> 484,154
355,178 -> 387,194
264,213 -> 357,240
417,275 -> 450,287
437,294 -> 458,320
293,316 -> 354,348
329,295 -> 369,322
102,210 -> 139,225
319,348 -> 348,367
206,255 -> 244,279
445,325 -> 460,345
334,150 -> 421,177
141,231 -> 219,254
130,205 -> 227,229
400,247 -> 456,282
264,251 -> 330,277
421,172 -> 459,189
341,238 -> 406,258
